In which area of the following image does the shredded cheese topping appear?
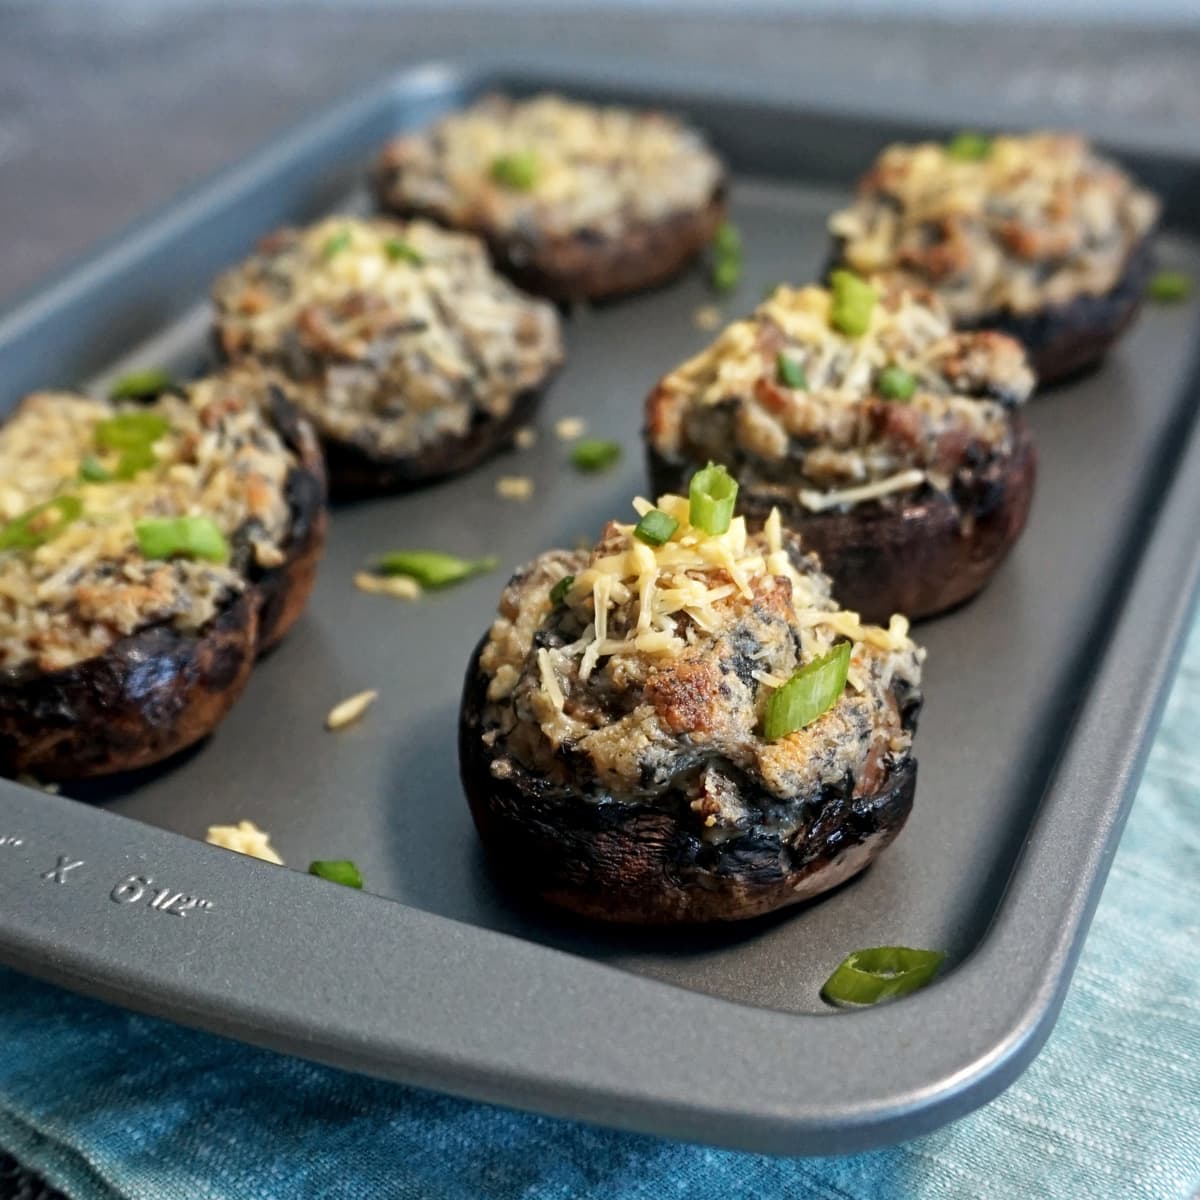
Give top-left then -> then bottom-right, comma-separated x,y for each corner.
376,93 -> 724,241
478,495 -> 924,811
829,133 -> 1159,317
0,372 -> 301,672
213,216 -> 563,458
647,281 -> 1032,510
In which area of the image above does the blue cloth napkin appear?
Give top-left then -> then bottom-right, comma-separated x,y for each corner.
3,624 -> 1200,1200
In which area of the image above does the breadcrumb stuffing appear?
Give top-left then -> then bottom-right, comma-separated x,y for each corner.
205,819 -> 283,864
497,475 -> 534,501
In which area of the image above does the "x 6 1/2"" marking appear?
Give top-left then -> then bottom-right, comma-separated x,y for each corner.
41,855 -> 84,884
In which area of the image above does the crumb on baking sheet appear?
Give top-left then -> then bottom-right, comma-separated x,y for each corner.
497,475 -> 534,500
326,689 -> 379,731
555,417 -> 587,441
693,304 -> 722,330
16,773 -> 61,795
514,426 -> 538,450
205,819 -> 284,864
354,571 -> 421,600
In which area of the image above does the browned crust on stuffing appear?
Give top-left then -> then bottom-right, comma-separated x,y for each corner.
647,417 -> 1036,624
0,591 -> 258,780
374,182 -> 728,302
316,380 -> 550,497
459,633 -> 917,924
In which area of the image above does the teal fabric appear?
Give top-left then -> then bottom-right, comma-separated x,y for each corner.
2,625 -> 1200,1200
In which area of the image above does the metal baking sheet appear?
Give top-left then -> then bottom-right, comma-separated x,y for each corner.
1,57 -> 1199,1156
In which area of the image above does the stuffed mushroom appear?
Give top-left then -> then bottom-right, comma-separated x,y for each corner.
0,369 -> 326,779
213,216 -> 563,494
646,278 -> 1037,622
373,93 -> 727,302
827,132 -> 1159,382
460,484 -> 924,924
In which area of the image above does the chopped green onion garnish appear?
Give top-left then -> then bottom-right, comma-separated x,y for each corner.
711,258 -> 740,293
1147,269 -> 1192,303
712,222 -> 741,258
79,456 -> 113,483
634,509 -> 679,547
0,496 -> 83,552
877,365 -> 917,401
375,550 -> 496,588
135,516 -> 229,563
821,946 -> 946,1007
322,228 -> 353,259
112,444 -> 159,481
109,369 -> 173,401
829,269 -> 877,337
946,131 -> 992,162
94,410 -> 169,450
762,641 -> 851,741
384,237 -> 424,266
570,439 -> 622,472
490,151 -> 540,191
688,463 -> 739,535
308,860 -> 364,889
550,574 -> 575,606
710,221 -> 742,293
776,352 -> 808,390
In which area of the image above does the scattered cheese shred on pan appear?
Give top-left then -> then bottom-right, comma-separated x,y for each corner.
205,820 -> 283,865
497,475 -> 534,500
513,427 -> 538,450
555,417 -> 587,441
326,689 -> 379,731
354,571 -> 421,600
693,304 -> 722,331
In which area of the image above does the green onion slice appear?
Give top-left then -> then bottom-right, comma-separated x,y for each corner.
550,574 -> 575,606
0,496 -> 83,552
308,860 -> 364,889
710,221 -> 743,294
490,151 -> 540,191
384,237 -> 424,266
570,439 -> 622,472
776,352 -> 808,390
946,131 -> 992,162
877,365 -> 917,401
712,222 -> 741,258
1147,269 -> 1192,303
633,509 -> 679,547
79,456 -> 113,483
322,228 -> 353,259
135,516 -> 229,563
821,946 -> 946,1006
762,641 -> 851,741
375,550 -> 496,588
688,463 -> 739,535
95,411 -> 169,450
830,270 -> 877,337
110,369 -> 174,400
